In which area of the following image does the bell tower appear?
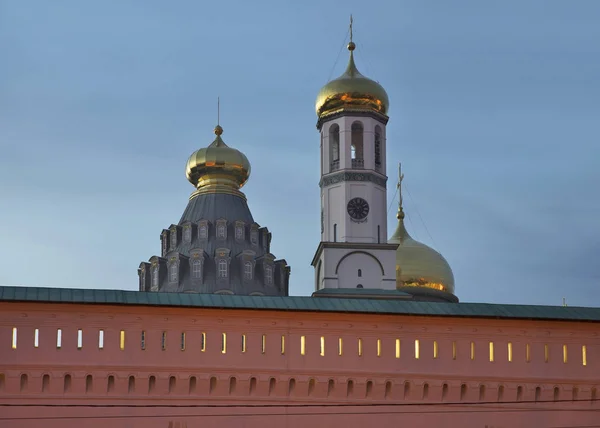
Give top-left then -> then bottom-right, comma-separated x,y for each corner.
312,18 -> 398,291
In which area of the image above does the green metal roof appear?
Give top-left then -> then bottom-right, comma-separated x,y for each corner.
1,285 -> 599,322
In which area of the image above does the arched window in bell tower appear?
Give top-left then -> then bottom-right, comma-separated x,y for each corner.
374,126 -> 382,172
329,124 -> 340,172
351,122 -> 364,169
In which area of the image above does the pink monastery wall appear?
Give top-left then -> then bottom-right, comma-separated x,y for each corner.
0,301 -> 599,427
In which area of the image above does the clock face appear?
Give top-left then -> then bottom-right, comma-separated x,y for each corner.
347,197 -> 369,221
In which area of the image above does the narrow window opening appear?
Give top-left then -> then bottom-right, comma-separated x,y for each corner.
249,377 -> 257,396
470,341 -> 475,360
281,335 -> 285,355
85,375 -> 92,393
489,342 -> 494,362
192,259 -> 202,279
517,386 -> 523,401
148,376 -> 156,393
181,332 -> 186,351
20,374 -> 28,392
442,383 -> 448,402
169,376 -> 176,394
288,378 -> 296,396
218,259 -> 228,278
64,374 -> 72,393
452,341 -> 457,360
56,329 -> 62,349
395,339 -> 400,358
268,378 -> 276,396
161,331 -> 167,351
460,384 -> 467,401
358,338 -> 363,356
241,334 -> 246,353
77,329 -> 83,349
98,330 -> 104,349
347,379 -> 354,398
358,269 -> 362,277
508,342 -> 513,362
366,380 -> 373,398
582,345 -> 587,366
189,376 -> 197,394
433,341 -> 438,359
328,379 -> 335,397
385,381 -> 392,399
128,376 -> 135,394
201,332 -> 206,352
572,386 -> 579,401
221,333 -> 227,354
422,383 -> 429,400
300,336 -> 306,355
261,334 -> 266,354
563,344 -> 568,363
119,330 -> 125,350
554,386 -> 560,401
377,225 -> 381,243
141,331 -> 146,350
376,339 -> 382,357
339,337 -> 343,356
545,344 -> 550,362
209,377 -> 217,395
43,374 -> 51,392
333,224 -> 337,242
415,339 -> 420,359
526,343 -> 531,362
308,378 -> 316,396
34,329 -> 39,348
479,384 -> 486,401
403,381 -> 411,399
11,327 -> 17,349
591,387 -> 597,401
107,375 -> 115,393
320,336 -> 325,356
498,385 -> 504,402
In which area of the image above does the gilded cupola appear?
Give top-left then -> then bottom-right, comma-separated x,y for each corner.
388,167 -> 457,302
315,35 -> 389,119
185,125 -> 251,200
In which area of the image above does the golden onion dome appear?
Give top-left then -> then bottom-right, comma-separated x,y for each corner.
185,125 -> 251,199
315,41 -> 389,118
388,206 -> 455,295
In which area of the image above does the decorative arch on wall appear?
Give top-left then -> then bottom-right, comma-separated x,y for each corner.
335,251 -> 385,275
215,290 -> 234,295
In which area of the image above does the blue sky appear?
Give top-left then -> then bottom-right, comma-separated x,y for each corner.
1,0 -> 599,306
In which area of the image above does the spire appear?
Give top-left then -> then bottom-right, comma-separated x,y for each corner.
345,15 -> 359,77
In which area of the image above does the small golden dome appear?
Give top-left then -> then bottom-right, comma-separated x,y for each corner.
185,126 -> 251,199
388,207 -> 455,295
315,43 -> 389,118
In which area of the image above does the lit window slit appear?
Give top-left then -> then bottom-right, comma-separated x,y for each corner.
241,334 -> 246,353
339,338 -> 343,356
433,341 -> 438,359
320,337 -> 325,356
261,334 -> 266,354
414,339 -> 420,360
376,339 -> 381,357
57,329 -> 62,349
34,329 -> 39,348
77,329 -> 83,349
11,327 -> 17,349
358,338 -> 363,357
281,335 -> 285,355
395,339 -> 400,359
300,336 -> 306,356
98,330 -> 104,349
222,333 -> 227,354
120,330 -> 125,350
181,332 -> 186,351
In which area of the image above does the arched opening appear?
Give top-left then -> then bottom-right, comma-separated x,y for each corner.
209,377 -> 217,395
128,376 -> 135,394
351,122 -> 364,168
479,384 -> 486,401
268,378 -> 276,396
64,374 -> 72,393
329,124 -> 340,172
535,386 -> 541,402
403,381 -> 411,399
442,383 -> 449,402
366,380 -> 373,398
358,269 -> 362,277
423,383 -> 429,400
189,376 -> 197,394
385,381 -> 392,399
249,377 -> 257,396
460,384 -> 467,401
43,374 -> 50,393
357,284 -> 363,288
0,373 -> 5,391
554,386 -> 560,401
572,386 -> 579,401
107,375 -> 115,393
374,125 -> 382,171
229,377 -> 237,395
148,375 -> 156,393
85,375 -> 92,393
517,385 -> 523,401
347,379 -> 354,398
288,378 -> 296,396
327,379 -> 335,397
308,378 -> 316,396
591,387 -> 597,401
20,374 -> 28,392
497,385 -> 504,402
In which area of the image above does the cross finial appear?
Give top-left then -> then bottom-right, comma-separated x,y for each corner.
397,162 -> 405,209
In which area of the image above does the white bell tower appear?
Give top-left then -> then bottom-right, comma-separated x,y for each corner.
312,18 -> 398,291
